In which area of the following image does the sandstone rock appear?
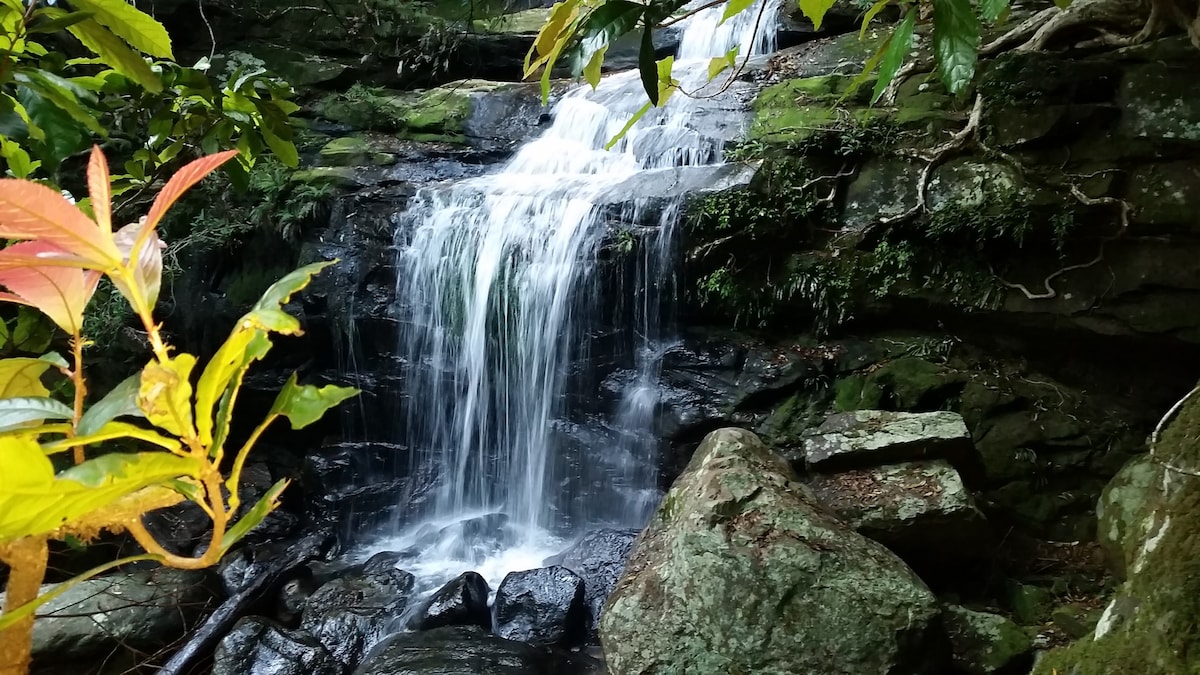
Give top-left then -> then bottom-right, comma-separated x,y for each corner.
801,410 -> 973,469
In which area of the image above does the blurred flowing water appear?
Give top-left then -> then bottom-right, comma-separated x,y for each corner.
355,0 -> 778,596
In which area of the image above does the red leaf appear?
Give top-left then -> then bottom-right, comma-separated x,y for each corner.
0,242 -> 98,334
143,150 -> 238,231
0,179 -> 121,267
87,146 -> 113,239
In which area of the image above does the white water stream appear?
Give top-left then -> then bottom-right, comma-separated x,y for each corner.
356,0 -> 777,600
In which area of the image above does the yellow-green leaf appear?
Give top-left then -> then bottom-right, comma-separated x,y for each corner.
221,478 -> 288,553
0,358 -> 53,398
799,0 -> 838,31
860,0 -> 891,39
268,372 -> 358,430
66,17 -> 162,93
68,0 -> 173,58
720,0 -> 756,25
78,373 -> 143,435
583,44 -> 608,89
3,93 -> 45,141
872,7 -> 915,103
605,101 -> 652,150
137,354 -> 197,439
40,421 -> 182,455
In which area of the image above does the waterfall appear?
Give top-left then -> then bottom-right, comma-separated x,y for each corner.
362,0 -> 777,591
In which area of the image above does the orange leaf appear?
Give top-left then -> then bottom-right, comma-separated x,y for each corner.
0,241 -> 96,271
143,150 -> 238,232
0,242 -> 99,334
87,146 -> 113,239
0,179 -> 121,268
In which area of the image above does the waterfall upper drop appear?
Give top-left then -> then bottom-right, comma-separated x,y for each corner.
370,0 -> 777,588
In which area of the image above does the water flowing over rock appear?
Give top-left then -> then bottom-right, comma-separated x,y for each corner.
301,564 -> 416,667
213,617 -> 343,675
414,571 -> 491,631
492,566 -> 587,646
601,428 -> 942,674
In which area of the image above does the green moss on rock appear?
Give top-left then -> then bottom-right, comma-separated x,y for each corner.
317,80 -> 513,142
944,604 -> 1033,674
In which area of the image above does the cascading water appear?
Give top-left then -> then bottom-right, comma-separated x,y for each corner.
359,0 -> 778,595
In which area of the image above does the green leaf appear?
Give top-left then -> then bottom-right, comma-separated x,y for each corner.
980,0 -> 1009,22
638,23 -> 659,104
932,0 -> 980,95
799,0 -> 838,31
655,55 -> 677,106
0,138 -> 40,178
579,0 -> 644,44
860,0 -> 891,39
13,68 -> 105,135
707,47 -> 739,80
66,17 -> 162,93
28,9 -> 94,34
253,261 -> 335,313
0,397 -> 75,432
269,373 -> 358,430
220,479 -> 289,553
719,0 -> 756,25
872,8 -> 915,103
3,93 -> 45,141
583,44 -> 608,89
258,125 -> 299,168
78,374 -> 143,436
12,307 -> 52,353
40,420 -> 182,454
67,0 -> 173,58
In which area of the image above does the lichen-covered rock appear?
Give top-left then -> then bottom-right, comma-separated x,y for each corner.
1035,383 -> 1200,673
600,428 -> 942,674
213,617 -> 343,675
492,566 -> 587,646
805,459 -> 989,562
800,410 -> 973,469
301,565 -> 415,666
943,605 -> 1033,674
20,568 -> 217,666
1096,454 -> 1160,577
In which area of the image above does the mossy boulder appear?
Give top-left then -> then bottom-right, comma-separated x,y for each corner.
943,605 -> 1033,674
799,410 -> 973,470
600,428 -> 943,674
1096,454 -> 1160,577
317,80 -> 515,142
317,135 -> 396,167
1035,383 -> 1200,673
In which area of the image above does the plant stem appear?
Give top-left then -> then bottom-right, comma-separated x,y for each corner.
0,537 -> 49,675
70,332 -> 86,465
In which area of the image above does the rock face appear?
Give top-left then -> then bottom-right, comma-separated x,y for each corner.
414,571 -> 491,631
21,568 -> 216,665
301,564 -> 416,667
1096,454 -> 1159,577
492,566 -> 587,647
353,626 -> 600,675
942,605 -> 1033,674
806,459 -> 990,563
600,428 -> 942,674
1036,383 -> 1200,673
543,528 -> 638,637
212,617 -> 343,675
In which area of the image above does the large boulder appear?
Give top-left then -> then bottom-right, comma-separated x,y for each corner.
21,568 -> 217,666
212,617 -> 343,675
414,571 -> 491,631
352,626 -> 600,675
301,564 -> 416,667
805,459 -> 990,565
600,428 -> 943,674
492,566 -> 587,646
1036,384 -> 1200,673
1095,453 -> 1159,577
543,528 -> 638,637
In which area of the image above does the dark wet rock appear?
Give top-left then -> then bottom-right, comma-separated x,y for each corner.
212,617 -> 344,675
943,605 -> 1033,675
601,428 -> 942,674
492,566 -> 587,646
800,410 -> 973,470
352,625 -> 600,675
141,499 -> 212,556
806,459 -> 990,565
301,564 -> 417,666
543,528 -> 638,637
414,571 -> 491,631
21,568 -> 217,665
